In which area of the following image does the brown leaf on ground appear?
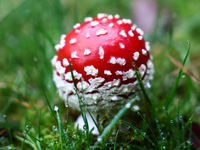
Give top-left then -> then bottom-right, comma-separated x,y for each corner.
165,53 -> 200,84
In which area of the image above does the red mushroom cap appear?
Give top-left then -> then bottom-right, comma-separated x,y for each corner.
51,13 -> 154,113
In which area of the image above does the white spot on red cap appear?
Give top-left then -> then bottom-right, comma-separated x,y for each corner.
138,35 -> 143,40
119,30 -> 127,37
110,57 -> 126,66
108,15 -> 113,20
110,57 -> 116,64
71,51 -> 79,58
77,81 -> 89,91
145,42 -> 151,51
116,58 -> 126,66
60,34 -> 66,40
139,64 -> 146,77
64,70 -> 82,81
131,24 -> 137,30
51,55 -> 58,66
128,30 -> 134,37
64,72 -> 73,81
84,17 -> 93,22
69,38 -> 77,44
115,70 -> 123,75
108,22 -> 114,28
84,49 -> 91,55
119,43 -> 125,49
147,60 -> 153,69
136,28 -> 144,35
89,77 -> 105,88
142,49 -> 147,55
73,71 -> 82,80
99,46 -> 104,59
84,65 -> 98,76
96,28 -> 108,36
122,69 -> 135,81
75,29 -> 80,33
55,35 -> 66,51
114,14 -> 120,19
55,61 -> 66,75
97,13 -> 107,19
133,52 -> 139,61
102,18 -> 108,22
63,58 -> 69,67
104,70 -> 112,76
86,33 -> 90,38
73,23 -> 81,29
122,19 -> 132,24
90,21 -> 99,27
103,79 -> 121,88
117,20 -> 123,25
54,44 -> 60,51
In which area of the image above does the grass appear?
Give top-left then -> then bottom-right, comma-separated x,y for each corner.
1,0 -> 200,149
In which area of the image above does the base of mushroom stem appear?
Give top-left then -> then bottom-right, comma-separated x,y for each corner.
75,113 -> 99,135
74,101 -> 146,135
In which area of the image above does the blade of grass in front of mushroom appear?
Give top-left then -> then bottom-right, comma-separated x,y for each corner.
91,96 -> 138,149
131,60 -> 152,107
131,60 -> 155,124
120,119 -> 155,145
80,79 -> 101,134
34,61 -> 58,124
166,41 -> 191,110
55,106 -> 64,150
69,61 -> 100,134
69,61 -> 91,147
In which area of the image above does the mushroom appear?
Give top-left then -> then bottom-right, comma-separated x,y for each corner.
51,13 -> 154,128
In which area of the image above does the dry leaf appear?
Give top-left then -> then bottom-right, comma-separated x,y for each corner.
166,53 -> 200,84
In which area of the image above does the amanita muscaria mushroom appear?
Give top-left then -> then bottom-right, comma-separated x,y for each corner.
51,13 -> 154,115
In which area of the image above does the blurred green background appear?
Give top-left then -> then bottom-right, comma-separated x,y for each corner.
0,0 -> 200,137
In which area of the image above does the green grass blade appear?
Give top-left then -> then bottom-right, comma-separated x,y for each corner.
120,119 -> 155,145
131,60 -> 152,107
55,107 -> 64,150
69,61 -> 90,147
79,79 -> 101,134
34,60 -> 58,124
15,135 -> 37,150
0,140 -> 5,146
166,41 -> 191,110
91,96 -> 138,149
27,134 -> 50,148
114,129 -> 120,150
3,115 -> 13,144
136,111 -> 158,145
